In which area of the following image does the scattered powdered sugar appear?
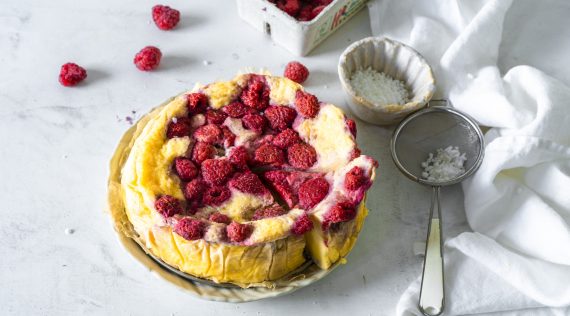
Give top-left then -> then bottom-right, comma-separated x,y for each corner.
421,146 -> 467,182
349,67 -> 409,107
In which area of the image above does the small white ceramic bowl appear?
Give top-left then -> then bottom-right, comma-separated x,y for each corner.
338,37 -> 436,125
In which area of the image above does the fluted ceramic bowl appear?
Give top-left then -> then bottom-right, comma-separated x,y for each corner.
338,37 -> 436,125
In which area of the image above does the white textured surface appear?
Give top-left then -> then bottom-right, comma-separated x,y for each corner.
0,1 -> 464,315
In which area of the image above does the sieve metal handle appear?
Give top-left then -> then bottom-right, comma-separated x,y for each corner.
418,187 -> 445,316
427,99 -> 449,108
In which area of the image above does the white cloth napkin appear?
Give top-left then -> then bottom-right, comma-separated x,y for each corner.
368,0 -> 570,314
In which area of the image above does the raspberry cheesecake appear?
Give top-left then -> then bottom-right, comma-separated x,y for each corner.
119,73 -> 377,287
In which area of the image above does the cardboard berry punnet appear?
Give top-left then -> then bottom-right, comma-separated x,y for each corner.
237,0 -> 368,56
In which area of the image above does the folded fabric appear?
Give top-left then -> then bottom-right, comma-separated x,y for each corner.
368,0 -> 570,314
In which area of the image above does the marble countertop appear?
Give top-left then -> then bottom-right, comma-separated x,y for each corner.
0,1 -> 469,315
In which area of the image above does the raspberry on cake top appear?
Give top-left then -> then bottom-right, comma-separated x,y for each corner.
120,73 -> 377,286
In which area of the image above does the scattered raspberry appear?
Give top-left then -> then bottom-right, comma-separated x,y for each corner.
346,118 -> 357,138
254,144 -> 285,166
222,101 -> 255,118
295,90 -> 320,118
193,124 -> 222,144
166,117 -> 192,138
277,0 -> 301,17
58,63 -> 87,87
154,195 -> 182,217
174,218 -> 206,240
272,128 -> 302,149
206,110 -> 227,125
226,222 -> 253,242
252,205 -> 286,220
220,126 -> 236,148
209,212 -> 232,224
298,177 -> 329,209
173,157 -> 198,181
345,166 -> 367,191
184,178 -> 207,201
152,5 -> 180,31
291,213 -> 313,235
202,186 -> 231,205
228,146 -> 249,170
284,61 -> 309,84
349,148 -> 361,161
242,114 -> 267,133
263,170 -> 297,208
324,202 -> 357,228
229,172 -> 267,195
186,93 -> 209,115
264,106 -> 297,131
241,78 -> 270,111
191,142 -> 216,164
134,46 -> 162,71
287,143 -> 317,169
201,159 -> 234,185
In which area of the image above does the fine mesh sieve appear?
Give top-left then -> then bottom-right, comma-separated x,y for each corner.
390,101 -> 485,316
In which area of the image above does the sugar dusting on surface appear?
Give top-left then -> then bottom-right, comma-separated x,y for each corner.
349,67 -> 409,107
421,146 -> 467,182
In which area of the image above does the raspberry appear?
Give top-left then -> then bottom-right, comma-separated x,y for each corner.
229,172 -> 267,195
205,110 -> 227,125
166,117 -> 192,138
134,46 -> 162,71
222,102 -> 255,118
277,0 -> 301,17
291,213 -> 313,235
254,144 -> 285,166
173,157 -> 198,181
154,195 -> 182,218
349,148 -> 361,161
312,5 -> 326,18
287,143 -> 317,169
193,124 -> 222,144
220,126 -> 236,148
202,186 -> 231,205
284,62 -> 309,84
263,170 -> 288,184
186,93 -> 209,115
252,205 -> 286,220
152,5 -> 180,31
345,167 -> 367,190
298,177 -> 329,209
226,222 -> 253,242
295,90 -> 320,118
263,171 -> 297,208
241,78 -> 270,111
184,178 -> 207,201
209,212 -> 231,224
174,218 -> 205,241
324,202 -> 357,228
272,128 -> 302,149
314,0 -> 333,5
201,159 -> 234,185
297,4 -> 315,21
242,114 -> 267,133
191,142 -> 216,164
346,118 -> 357,137
228,146 -> 249,170
264,106 -> 297,131
59,63 -> 87,87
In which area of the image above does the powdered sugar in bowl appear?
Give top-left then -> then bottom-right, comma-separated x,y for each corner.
338,37 -> 436,125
